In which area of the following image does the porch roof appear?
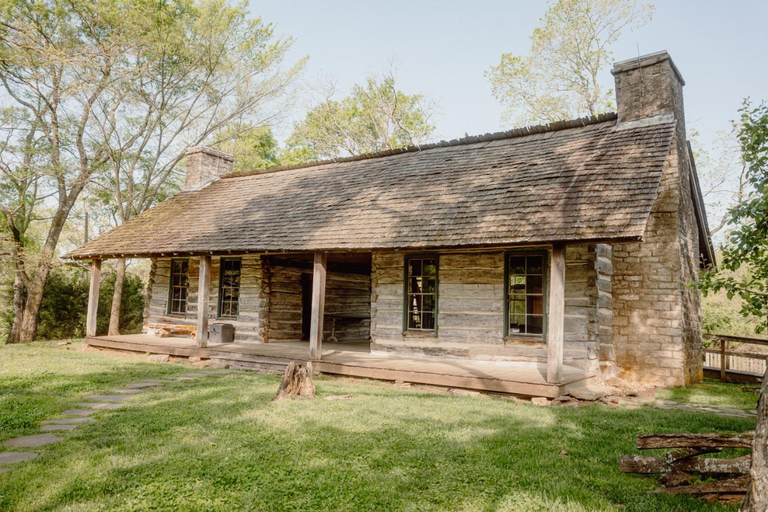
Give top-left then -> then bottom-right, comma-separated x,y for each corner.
67,113 -> 677,260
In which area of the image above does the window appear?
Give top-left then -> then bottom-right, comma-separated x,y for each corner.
404,256 -> 438,332
218,258 -> 241,318
506,253 -> 546,337
168,259 -> 189,315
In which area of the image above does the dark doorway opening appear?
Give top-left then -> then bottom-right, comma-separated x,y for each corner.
300,273 -> 312,341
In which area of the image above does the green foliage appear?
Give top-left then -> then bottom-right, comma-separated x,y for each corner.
34,267 -> 145,340
487,0 -> 653,125
0,342 -> 755,510
700,101 -> 768,333
213,124 -> 280,174
283,74 -> 435,163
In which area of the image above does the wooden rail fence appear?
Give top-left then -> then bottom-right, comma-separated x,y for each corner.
620,432 -> 754,504
703,333 -> 767,383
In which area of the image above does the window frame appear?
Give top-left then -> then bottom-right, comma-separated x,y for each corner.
217,257 -> 242,319
503,249 -> 549,341
402,254 -> 439,335
167,258 -> 190,316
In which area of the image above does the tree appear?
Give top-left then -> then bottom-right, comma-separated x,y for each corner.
283,72 -> 436,163
486,0 -> 653,126
692,129 -> 749,237
85,0 -> 301,335
698,101 -> 768,510
213,124 -> 280,174
0,0 -> 303,341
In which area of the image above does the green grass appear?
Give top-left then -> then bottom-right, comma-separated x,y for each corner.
0,341 -> 757,511
657,378 -> 760,411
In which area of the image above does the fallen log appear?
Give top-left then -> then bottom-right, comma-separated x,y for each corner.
666,447 -> 722,462
637,433 -> 754,450
619,455 -> 751,475
652,476 -> 750,496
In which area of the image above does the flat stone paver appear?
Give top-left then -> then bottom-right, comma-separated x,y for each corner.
76,402 -> 122,410
83,394 -> 134,402
41,424 -> 78,432
126,382 -> 164,389
179,373 -> 208,378
41,417 -> 95,425
109,388 -> 143,394
4,434 -> 62,448
0,468 -> 9,474
60,409 -> 94,417
0,452 -> 39,464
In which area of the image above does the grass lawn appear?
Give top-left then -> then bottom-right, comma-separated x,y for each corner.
0,341 -> 758,511
657,378 -> 759,411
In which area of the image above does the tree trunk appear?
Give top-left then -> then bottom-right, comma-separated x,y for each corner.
741,367 -> 767,511
17,263 -> 50,343
6,263 -> 26,344
108,258 -> 125,336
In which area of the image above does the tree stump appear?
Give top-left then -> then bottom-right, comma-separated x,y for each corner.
273,361 -> 316,400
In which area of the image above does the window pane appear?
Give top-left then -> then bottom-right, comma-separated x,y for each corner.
408,310 -> 422,329
527,315 -> 543,334
527,256 -> 543,275
409,259 -> 422,276
423,261 -> 436,276
422,295 -> 435,313
410,276 -> 422,294
510,257 -> 525,275
527,276 -> 543,295
527,295 -> 544,315
509,316 -> 524,334
510,298 -> 525,315
510,276 -> 525,293
422,278 -> 436,294
421,313 -> 435,330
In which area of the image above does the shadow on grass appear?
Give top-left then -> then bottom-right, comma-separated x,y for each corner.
0,371 -> 755,511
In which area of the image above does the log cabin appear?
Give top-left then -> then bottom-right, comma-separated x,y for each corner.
67,51 -> 715,397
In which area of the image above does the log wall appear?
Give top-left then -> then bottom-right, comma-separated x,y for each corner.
144,255 -> 268,343
370,246 -> 604,371
145,257 -> 370,345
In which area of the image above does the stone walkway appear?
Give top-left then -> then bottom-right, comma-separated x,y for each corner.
0,369 -> 237,475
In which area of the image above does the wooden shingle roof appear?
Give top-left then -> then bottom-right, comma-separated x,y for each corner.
67,114 -> 676,259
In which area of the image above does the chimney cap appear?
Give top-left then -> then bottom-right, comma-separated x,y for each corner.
611,50 -> 685,86
185,145 -> 234,162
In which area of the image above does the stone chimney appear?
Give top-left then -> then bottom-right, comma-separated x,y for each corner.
611,51 -> 686,127
184,146 -> 234,190
608,51 -> 706,387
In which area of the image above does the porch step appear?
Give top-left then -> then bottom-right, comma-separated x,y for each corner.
209,353 -> 292,373
314,360 -> 566,398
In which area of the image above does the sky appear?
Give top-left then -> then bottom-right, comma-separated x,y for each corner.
250,0 -> 768,149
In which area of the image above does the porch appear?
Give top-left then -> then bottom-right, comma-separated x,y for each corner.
86,334 -> 594,398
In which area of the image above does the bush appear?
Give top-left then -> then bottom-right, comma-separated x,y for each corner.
35,267 -> 145,340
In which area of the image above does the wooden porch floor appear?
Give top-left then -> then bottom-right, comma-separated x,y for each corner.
87,334 -> 593,398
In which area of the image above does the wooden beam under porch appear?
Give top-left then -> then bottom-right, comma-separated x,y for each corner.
86,334 -> 593,398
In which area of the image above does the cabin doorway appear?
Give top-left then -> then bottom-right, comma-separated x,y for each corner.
265,252 -> 372,348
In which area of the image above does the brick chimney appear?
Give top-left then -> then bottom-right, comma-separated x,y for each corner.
611,50 -> 686,127
184,146 -> 234,190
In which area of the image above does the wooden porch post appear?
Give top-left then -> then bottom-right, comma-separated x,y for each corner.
196,255 -> 211,348
547,244 -> 566,384
86,259 -> 102,337
309,252 -> 327,360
